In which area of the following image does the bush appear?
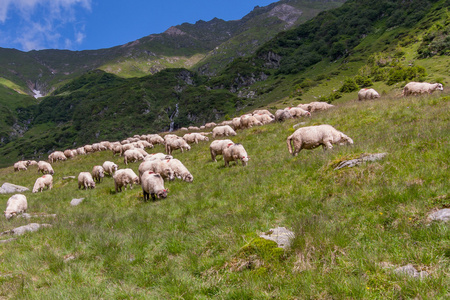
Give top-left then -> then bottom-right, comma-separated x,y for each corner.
339,78 -> 359,93
354,75 -> 373,88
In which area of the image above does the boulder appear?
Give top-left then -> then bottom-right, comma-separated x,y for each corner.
70,198 -> 85,206
428,208 -> 450,223
393,264 -> 429,279
0,223 -> 52,236
0,183 -> 29,194
334,153 -> 388,170
259,227 -> 295,249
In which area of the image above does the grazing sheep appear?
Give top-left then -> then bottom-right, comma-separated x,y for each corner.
358,88 -> 380,101
92,166 -> 105,183
212,125 -> 237,138
253,114 -> 275,125
64,149 -> 77,159
78,172 -> 96,189
138,160 -> 175,181
219,120 -> 234,126
286,107 -> 311,118
4,194 -> 27,220
113,169 -> 140,192
123,149 -> 145,165
76,147 -> 86,155
167,158 -> 193,182
305,102 -> 334,112
165,137 -> 191,155
287,124 -> 353,156
102,161 -> 118,176
144,153 -> 173,161
205,122 -> 217,128
100,141 -> 113,150
275,109 -> 293,122
253,109 -> 275,119
121,144 -> 136,156
137,140 -> 153,149
32,175 -> 53,193
223,143 -> 249,167
402,82 -> 444,96
48,151 -> 67,163
14,161 -> 29,171
188,126 -> 200,131
146,134 -> 165,145
183,133 -> 209,144
240,115 -> 263,129
37,161 -> 54,175
210,139 -> 234,162
28,160 -> 38,166
84,145 -> 94,154
141,171 -> 168,201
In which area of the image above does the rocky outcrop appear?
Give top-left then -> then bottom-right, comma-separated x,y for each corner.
0,183 -> 29,194
268,4 -> 303,28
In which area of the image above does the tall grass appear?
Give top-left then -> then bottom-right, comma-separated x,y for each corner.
0,93 -> 449,299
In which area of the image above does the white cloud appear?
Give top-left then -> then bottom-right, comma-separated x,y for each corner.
0,0 -> 92,50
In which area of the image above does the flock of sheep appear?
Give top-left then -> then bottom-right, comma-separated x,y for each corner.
4,80 -> 444,219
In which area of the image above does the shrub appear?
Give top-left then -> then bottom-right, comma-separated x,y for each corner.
339,78 -> 359,93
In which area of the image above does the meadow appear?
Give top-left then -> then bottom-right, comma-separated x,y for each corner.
0,91 -> 449,299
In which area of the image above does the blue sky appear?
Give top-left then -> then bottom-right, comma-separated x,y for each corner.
0,0 -> 277,52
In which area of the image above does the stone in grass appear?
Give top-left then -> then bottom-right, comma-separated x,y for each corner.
428,209 -> 450,223
0,223 -> 52,236
70,198 -> 85,206
259,226 -> 295,249
393,264 -> 429,279
334,153 -> 388,170
0,183 -> 29,194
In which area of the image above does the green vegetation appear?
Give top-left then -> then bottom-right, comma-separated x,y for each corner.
0,92 -> 448,298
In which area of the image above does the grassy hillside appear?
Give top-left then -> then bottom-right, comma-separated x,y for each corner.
0,91 -> 448,298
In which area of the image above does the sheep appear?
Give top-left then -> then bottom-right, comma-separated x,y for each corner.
137,140 -> 153,149
76,147 -> 86,155
113,168 -> 140,192
305,102 -> 334,112
402,82 -> 444,96
180,127 -> 189,131
92,166 -> 105,183
112,144 -> 123,156
167,158 -> 193,182
275,109 -> 293,122
212,125 -> 237,138
139,160 -> 175,181
141,171 -> 168,201
14,160 -> 29,171
102,161 -> 118,176
286,107 -> 311,118
205,122 -> 217,128
286,124 -> 354,156
32,174 -> 53,193
84,145 -> 94,154
183,133 -> 209,144
120,144 -> 136,156
28,160 -> 38,166
165,137 -> 191,155
64,149 -> 76,159
37,161 -> 54,175
100,141 -> 113,150
223,143 -> 249,167
123,149 -> 145,165
358,88 -> 380,101
232,117 -> 242,130
240,115 -> 263,129
48,151 -> 67,163
188,126 -> 200,131
144,153 -> 173,161
78,172 -> 96,189
4,194 -> 27,219
146,134 -> 165,145
210,139 -> 234,162
253,109 -> 275,119
219,120 -> 234,127
253,114 -> 275,125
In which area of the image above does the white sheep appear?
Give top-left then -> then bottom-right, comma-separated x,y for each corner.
165,137 -> 191,155
144,153 -> 173,161
240,115 -> 263,129
92,166 -> 105,183
146,134 -> 165,145
183,133 -> 209,144
402,82 -> 444,96
141,171 -> 168,201
138,160 -> 175,181
253,114 -> 275,125
212,125 -> 237,138
32,174 -> 53,193
37,161 -> 54,175
78,172 -> 96,189
102,161 -> 118,176
253,109 -> 275,119
275,109 -> 293,122
205,122 -> 217,128
76,147 -> 86,155
4,194 -> 27,219
167,158 -> 193,182
48,151 -> 67,163
113,168 -> 140,192
123,149 -> 145,165
209,139 -> 234,162
286,107 -> 311,118
304,102 -> 334,112
14,160 -> 29,171
287,124 -> 353,156
84,145 -> 94,154
223,143 -> 249,167
358,88 -> 380,100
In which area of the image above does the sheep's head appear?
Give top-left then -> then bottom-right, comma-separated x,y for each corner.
437,83 -> 444,91
157,189 -> 168,199
165,169 -> 175,181
4,211 -> 16,220
183,173 -> 194,183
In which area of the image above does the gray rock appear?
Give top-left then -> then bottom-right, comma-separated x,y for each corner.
0,183 -> 30,194
393,264 -> 428,279
428,209 -> 450,222
18,213 -> 57,219
334,153 -> 388,170
259,226 -> 295,249
70,198 -> 85,206
0,238 -> 17,244
62,176 -> 76,180
0,223 -> 52,236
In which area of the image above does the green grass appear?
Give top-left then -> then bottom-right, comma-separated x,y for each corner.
0,91 -> 449,298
